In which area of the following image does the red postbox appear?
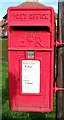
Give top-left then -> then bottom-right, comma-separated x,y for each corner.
7,7 -> 54,112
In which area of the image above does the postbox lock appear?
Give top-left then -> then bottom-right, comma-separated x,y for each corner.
53,82 -> 64,93
27,50 -> 34,58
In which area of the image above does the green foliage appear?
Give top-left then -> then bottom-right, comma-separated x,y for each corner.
0,39 -> 8,59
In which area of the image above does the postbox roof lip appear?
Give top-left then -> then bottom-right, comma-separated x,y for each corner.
7,6 -> 54,12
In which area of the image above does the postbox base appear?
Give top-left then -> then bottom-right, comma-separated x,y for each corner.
10,105 -> 53,112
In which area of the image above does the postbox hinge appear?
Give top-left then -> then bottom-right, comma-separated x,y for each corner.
53,82 -> 64,93
54,34 -> 64,47
54,41 -> 64,47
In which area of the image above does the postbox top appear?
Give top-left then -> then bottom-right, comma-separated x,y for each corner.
8,6 -> 54,10
7,7 -> 54,27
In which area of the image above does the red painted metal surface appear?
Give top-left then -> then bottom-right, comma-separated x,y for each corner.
53,82 -> 64,93
54,35 -> 64,47
54,41 -> 64,47
7,7 -> 54,112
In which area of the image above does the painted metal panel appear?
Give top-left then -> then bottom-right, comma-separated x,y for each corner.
7,7 -> 54,112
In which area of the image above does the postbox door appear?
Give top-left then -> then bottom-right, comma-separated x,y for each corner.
11,49 -> 53,112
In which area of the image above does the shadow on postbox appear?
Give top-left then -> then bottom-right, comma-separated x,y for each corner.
7,7 -> 54,112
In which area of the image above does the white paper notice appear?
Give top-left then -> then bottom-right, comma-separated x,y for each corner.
22,60 -> 40,93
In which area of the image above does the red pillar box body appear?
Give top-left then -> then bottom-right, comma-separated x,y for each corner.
7,7 -> 54,112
